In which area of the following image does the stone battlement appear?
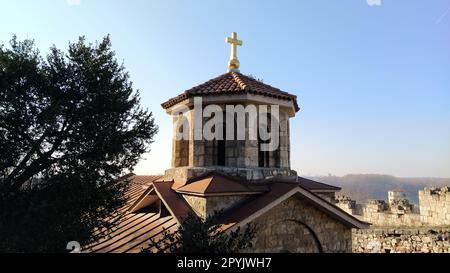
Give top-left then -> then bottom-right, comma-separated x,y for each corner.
336,187 -> 450,227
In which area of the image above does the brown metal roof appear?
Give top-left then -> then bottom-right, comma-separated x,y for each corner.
83,175 -> 180,253
176,172 -> 269,196
161,72 -> 300,112
217,182 -> 298,231
152,181 -> 193,223
85,174 -> 366,253
217,181 -> 369,231
297,177 -> 341,192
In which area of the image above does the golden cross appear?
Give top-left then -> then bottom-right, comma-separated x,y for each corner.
226,32 -> 243,71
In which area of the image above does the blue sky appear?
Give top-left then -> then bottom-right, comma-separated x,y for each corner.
1,0 -> 449,177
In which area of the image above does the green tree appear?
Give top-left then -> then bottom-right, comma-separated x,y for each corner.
144,211 -> 257,253
0,35 -> 158,252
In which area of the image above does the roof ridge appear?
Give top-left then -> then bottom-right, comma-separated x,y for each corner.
161,71 -> 300,112
238,72 -> 296,97
201,175 -> 216,193
187,72 -> 234,94
231,72 -> 248,91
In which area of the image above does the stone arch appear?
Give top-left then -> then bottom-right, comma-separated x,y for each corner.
223,111 -> 239,167
257,109 -> 281,168
259,218 -> 323,253
285,219 -> 323,253
270,114 -> 281,168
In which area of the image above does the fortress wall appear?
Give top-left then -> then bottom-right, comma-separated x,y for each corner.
336,187 -> 450,228
359,212 -> 422,227
419,187 -> 450,226
343,187 -> 450,253
352,228 -> 450,253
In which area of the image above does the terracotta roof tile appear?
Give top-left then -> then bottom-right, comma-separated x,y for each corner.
161,72 -> 300,111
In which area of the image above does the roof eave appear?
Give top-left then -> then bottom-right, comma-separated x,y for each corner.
175,190 -> 265,197
226,186 -> 370,232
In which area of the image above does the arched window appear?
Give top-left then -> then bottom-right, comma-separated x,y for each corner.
214,110 -> 226,166
258,112 -> 270,168
272,115 -> 281,168
258,111 -> 281,168
258,140 -> 270,168
174,116 -> 189,167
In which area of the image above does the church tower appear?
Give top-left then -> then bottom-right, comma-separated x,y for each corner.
161,32 -> 299,186
85,33 -> 368,253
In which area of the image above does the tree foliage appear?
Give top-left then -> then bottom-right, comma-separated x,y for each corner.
143,211 -> 257,253
0,35 -> 158,252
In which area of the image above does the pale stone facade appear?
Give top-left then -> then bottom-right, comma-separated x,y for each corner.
164,96 -> 298,184
183,194 -> 246,219
419,187 -> 450,226
249,196 -> 352,253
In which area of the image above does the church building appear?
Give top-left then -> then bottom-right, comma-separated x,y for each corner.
84,32 -> 368,253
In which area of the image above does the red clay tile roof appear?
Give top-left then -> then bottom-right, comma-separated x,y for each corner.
297,177 -> 341,192
161,72 -> 300,112
176,172 -> 269,196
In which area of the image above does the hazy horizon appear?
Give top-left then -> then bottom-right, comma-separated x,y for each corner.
2,0 -> 449,177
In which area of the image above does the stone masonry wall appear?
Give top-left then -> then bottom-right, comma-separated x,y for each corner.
353,228 -> 450,253
248,195 -> 352,253
165,104 -> 297,184
360,211 -> 422,227
357,200 -> 422,226
419,187 -> 450,226
336,187 -> 450,227
164,166 -> 298,185
182,194 -> 245,219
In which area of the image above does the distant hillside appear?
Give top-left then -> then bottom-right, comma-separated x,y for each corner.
307,174 -> 450,204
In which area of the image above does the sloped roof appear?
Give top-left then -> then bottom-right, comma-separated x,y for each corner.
85,174 -> 368,253
152,181 -> 193,223
175,172 -> 269,196
161,72 -> 300,112
82,175 -> 180,253
218,182 -> 369,231
297,177 -> 341,192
